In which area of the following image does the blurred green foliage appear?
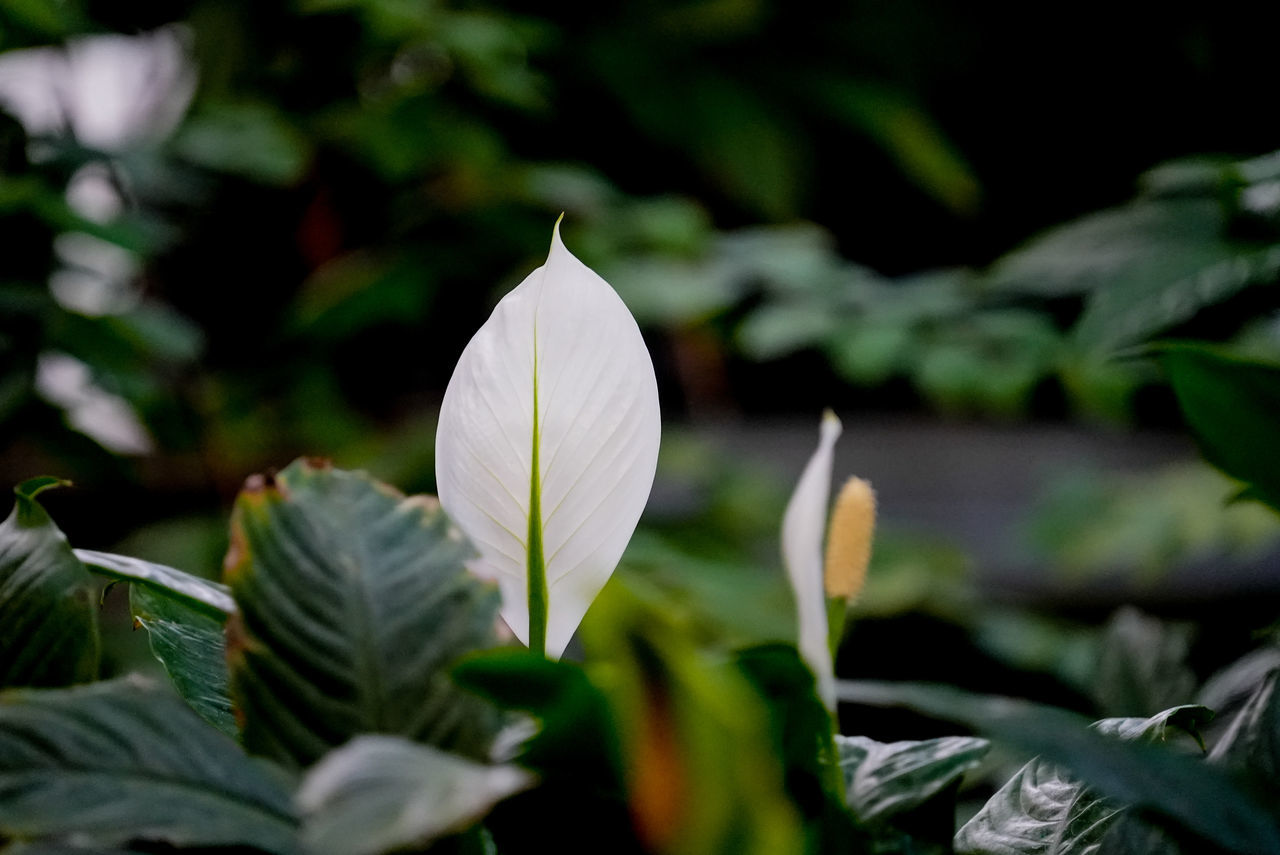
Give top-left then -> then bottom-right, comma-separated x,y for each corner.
1,1 -> 1279,817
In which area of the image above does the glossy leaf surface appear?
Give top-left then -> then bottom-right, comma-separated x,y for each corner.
297,735 -> 531,855
0,477 -> 98,688
0,678 -> 298,852
225,459 -> 501,767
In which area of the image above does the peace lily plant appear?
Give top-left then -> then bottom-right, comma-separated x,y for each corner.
781,411 -> 877,711
435,220 -> 661,658
5,218 -> 1273,855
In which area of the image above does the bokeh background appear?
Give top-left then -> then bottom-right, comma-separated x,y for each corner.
3,0 -> 1280,734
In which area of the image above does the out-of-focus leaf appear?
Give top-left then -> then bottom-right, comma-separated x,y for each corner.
75,548 -> 235,617
1023,463 -> 1280,582
734,646 -> 839,794
297,735 -> 531,855
989,199 -> 1227,299
838,734 -> 988,823
451,649 -> 640,855
955,705 -> 1211,855
583,587 -> 804,855
1094,607 -> 1198,718
129,582 -> 235,737
839,681 -> 1280,854
225,459 -> 501,767
0,477 -> 99,688
737,301 -> 845,360
1198,647 -> 1280,728
0,677 -> 298,852
1209,670 -> 1280,783
171,102 -> 312,185
452,648 -> 617,774
0,0 -> 89,39
292,250 -> 436,340
811,78 -> 981,214
1154,343 -> 1280,513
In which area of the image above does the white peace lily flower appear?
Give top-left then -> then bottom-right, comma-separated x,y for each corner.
436,221 -> 661,658
782,411 -> 876,712
782,411 -> 843,709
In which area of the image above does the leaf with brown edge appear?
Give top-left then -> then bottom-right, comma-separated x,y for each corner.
224,458 -> 503,767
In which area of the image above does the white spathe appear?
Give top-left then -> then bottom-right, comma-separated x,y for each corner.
436,223 -> 661,658
782,410 -> 841,710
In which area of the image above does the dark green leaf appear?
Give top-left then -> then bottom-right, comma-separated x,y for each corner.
225,459 -> 501,767
452,649 -> 640,855
171,102 -> 312,185
75,548 -> 235,618
130,582 -> 235,737
297,735 -> 531,855
452,648 -> 617,775
1093,607 -> 1198,718
1209,669 -> 1280,783
956,705 -> 1209,855
837,734 -> 988,823
839,681 -> 1280,854
578,588 -> 804,855
0,477 -> 98,688
1153,343 -> 1280,512
0,677 -> 298,852
734,645 -> 860,854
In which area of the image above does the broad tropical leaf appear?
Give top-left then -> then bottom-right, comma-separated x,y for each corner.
130,582 -> 235,736
1153,343 -> 1280,513
0,477 -> 98,688
75,548 -> 235,616
954,706 -> 1209,855
297,735 -> 532,855
838,681 -> 1279,854
225,459 -> 501,767
436,222 -> 661,657
0,677 -> 298,852
837,734 -> 988,823
781,411 -> 841,709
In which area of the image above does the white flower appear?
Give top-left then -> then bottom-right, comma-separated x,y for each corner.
782,411 -> 875,710
436,221 -> 661,658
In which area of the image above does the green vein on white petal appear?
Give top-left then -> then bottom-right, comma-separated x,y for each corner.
782,410 -> 841,710
436,222 -> 661,658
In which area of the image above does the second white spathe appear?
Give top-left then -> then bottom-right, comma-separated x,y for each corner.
782,410 -> 842,710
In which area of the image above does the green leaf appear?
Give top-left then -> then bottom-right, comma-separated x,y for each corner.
0,477 -> 99,688
297,735 -> 532,855
74,548 -> 235,617
956,705 -> 1209,855
171,102 -> 312,185
129,582 -> 235,737
734,645 -> 859,853
1153,343 -> 1280,513
840,681 -> 1280,854
580,588 -> 804,855
451,649 -> 639,854
452,648 -> 617,775
225,459 -> 501,767
1093,607 -> 1198,718
837,734 -> 988,824
0,677 -> 298,852
1209,670 -> 1280,783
